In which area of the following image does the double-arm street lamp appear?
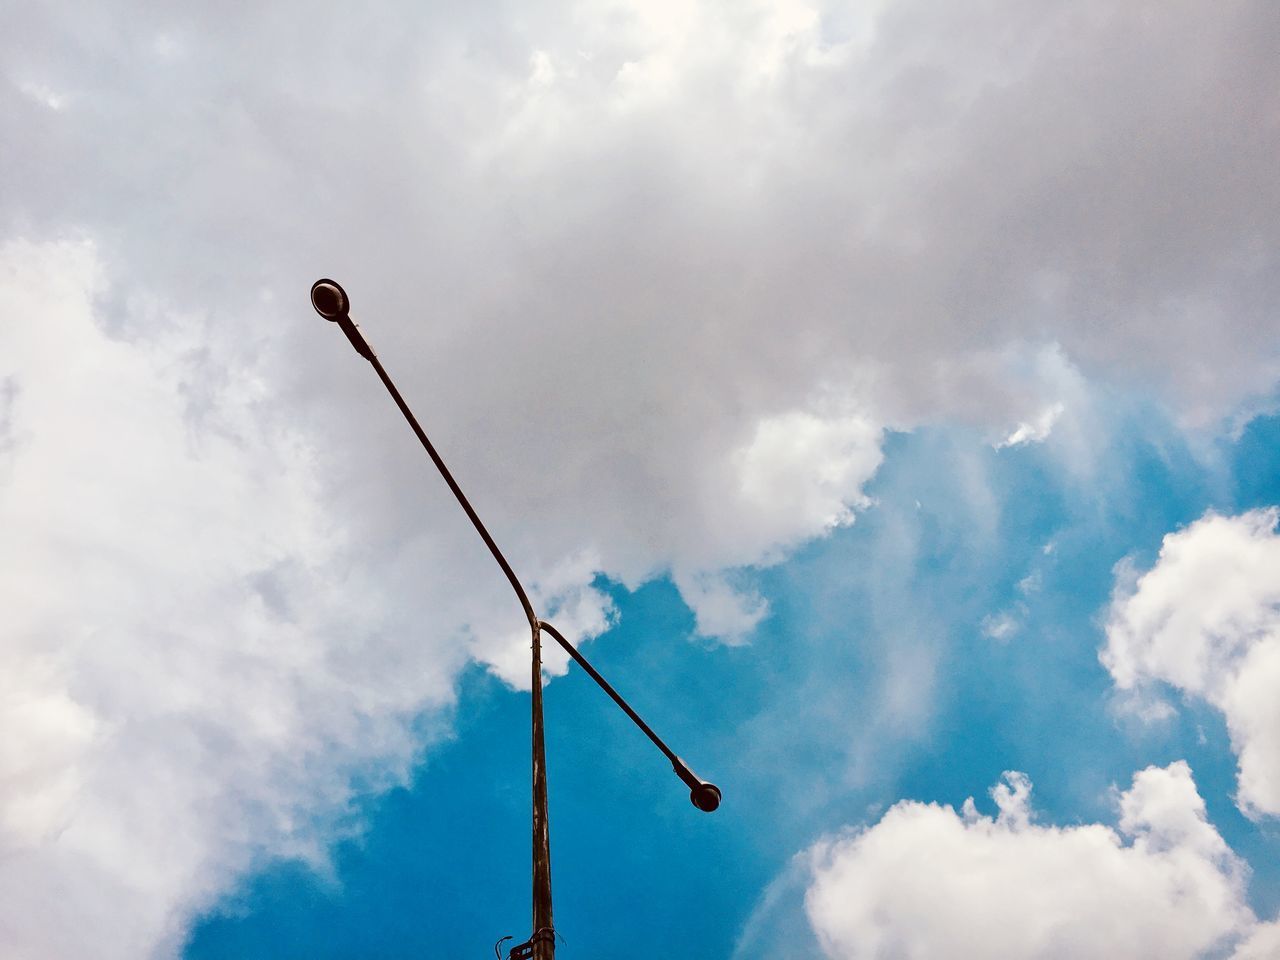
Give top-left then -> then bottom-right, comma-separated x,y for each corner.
310,279 -> 721,960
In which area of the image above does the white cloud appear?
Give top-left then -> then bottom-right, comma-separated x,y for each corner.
475,549 -> 617,684
0,239 -> 466,958
672,569 -> 768,643
805,763 -> 1255,960
980,564 -> 1046,642
1231,919 -> 1280,960
734,410 -> 882,559
1102,509 -> 1280,817
980,610 -> 1019,642
17,79 -> 66,111
996,402 -> 1064,448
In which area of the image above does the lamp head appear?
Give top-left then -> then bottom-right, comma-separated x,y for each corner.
310,279 -> 350,320
690,780 -> 722,813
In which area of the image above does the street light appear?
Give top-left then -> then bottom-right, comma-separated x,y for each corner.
310,279 -> 720,959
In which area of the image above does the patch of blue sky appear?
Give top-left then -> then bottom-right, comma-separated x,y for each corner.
184,407 -> 1280,958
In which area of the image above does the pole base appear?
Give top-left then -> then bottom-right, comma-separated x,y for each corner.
502,926 -> 555,960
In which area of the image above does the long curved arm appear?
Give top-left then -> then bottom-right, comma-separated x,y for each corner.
539,620 -> 721,812
365,348 -> 538,629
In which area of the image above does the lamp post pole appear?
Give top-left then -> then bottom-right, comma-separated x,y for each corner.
530,620 -> 554,958
310,279 -> 720,959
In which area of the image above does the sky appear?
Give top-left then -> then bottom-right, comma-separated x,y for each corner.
2,2 -> 1279,958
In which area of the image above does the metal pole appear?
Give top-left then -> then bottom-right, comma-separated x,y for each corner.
530,621 -> 554,959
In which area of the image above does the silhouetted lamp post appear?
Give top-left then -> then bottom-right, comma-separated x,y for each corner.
310,279 -> 720,959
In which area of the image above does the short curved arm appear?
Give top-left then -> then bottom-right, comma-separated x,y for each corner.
539,620 -> 721,812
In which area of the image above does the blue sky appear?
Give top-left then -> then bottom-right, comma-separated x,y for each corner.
3,2 -> 1280,958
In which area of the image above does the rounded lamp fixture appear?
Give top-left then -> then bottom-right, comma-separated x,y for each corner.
690,781 -> 722,813
310,279 -> 350,321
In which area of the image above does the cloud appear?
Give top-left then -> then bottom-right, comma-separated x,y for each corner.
1102,509 -> 1280,818
672,569 -> 768,643
6,0 -> 1279,639
1231,919 -> 1280,960
474,549 -> 617,681
0,239 -> 468,958
996,402 -> 1064,449
980,610 -> 1019,642
805,763 -> 1255,960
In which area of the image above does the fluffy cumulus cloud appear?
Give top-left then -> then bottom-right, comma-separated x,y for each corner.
5,0 -> 1280,956
0,238 -> 489,958
804,763 -> 1258,960
1103,509 -> 1280,819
